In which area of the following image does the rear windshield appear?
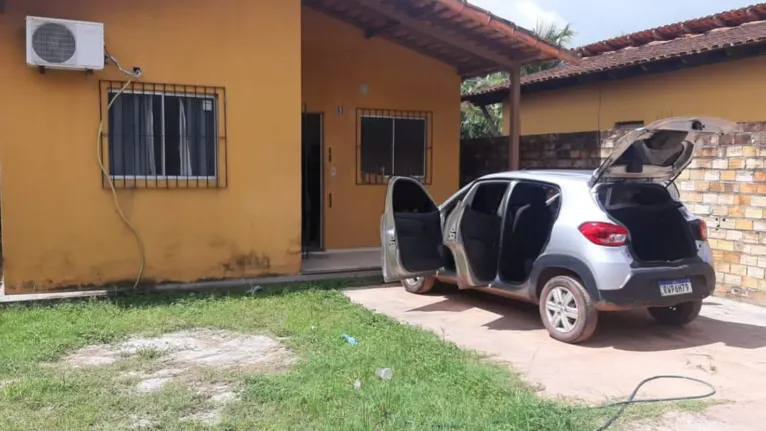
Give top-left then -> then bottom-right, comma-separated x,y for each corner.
598,183 -> 676,209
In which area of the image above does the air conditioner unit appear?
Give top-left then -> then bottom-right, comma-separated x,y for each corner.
26,16 -> 104,71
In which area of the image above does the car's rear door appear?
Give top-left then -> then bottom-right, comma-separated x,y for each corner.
443,181 -> 510,289
589,116 -> 739,187
380,177 -> 446,282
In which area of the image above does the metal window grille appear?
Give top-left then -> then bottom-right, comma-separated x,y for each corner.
99,81 -> 228,189
356,108 -> 433,185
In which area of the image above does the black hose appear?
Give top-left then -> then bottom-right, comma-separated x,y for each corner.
593,375 -> 716,431
395,375 -> 716,430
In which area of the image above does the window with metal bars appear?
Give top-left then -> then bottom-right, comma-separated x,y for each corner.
356,108 -> 432,185
100,81 -> 227,188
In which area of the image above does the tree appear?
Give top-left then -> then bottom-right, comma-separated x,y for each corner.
461,21 -> 575,139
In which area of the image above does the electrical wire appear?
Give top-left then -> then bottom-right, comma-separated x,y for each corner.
97,52 -> 146,290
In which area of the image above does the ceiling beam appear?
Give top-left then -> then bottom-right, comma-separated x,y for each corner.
365,21 -> 399,38
356,0 -> 519,70
303,1 -> 461,73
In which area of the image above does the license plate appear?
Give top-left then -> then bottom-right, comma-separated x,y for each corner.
659,279 -> 693,297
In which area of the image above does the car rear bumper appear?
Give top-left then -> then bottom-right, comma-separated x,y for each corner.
595,261 -> 715,311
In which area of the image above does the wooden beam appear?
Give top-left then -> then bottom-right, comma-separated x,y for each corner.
508,66 -> 521,171
304,2 -> 460,71
356,0 -> 518,70
365,22 -> 399,38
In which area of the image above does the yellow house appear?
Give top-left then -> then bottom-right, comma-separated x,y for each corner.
461,3 -> 766,303
0,0 -> 575,295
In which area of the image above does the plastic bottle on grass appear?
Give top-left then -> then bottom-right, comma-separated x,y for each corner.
375,368 -> 393,380
341,334 -> 359,345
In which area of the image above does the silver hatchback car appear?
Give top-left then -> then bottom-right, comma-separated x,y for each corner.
380,116 -> 738,343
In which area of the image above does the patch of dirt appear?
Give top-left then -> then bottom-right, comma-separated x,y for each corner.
180,382 -> 240,425
0,379 -> 19,390
57,329 -> 295,426
61,329 -> 295,371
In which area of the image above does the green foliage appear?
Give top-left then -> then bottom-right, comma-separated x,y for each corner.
461,21 -> 576,140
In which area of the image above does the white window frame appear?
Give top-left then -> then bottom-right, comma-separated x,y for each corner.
360,114 -> 428,180
107,89 -> 219,181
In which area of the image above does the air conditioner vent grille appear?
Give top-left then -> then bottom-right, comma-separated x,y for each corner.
32,23 -> 76,64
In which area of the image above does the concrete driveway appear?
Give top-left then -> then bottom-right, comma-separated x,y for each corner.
345,284 -> 766,430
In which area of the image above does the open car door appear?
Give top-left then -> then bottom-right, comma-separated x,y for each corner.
589,116 -> 740,187
443,181 -> 508,289
380,177 -> 446,282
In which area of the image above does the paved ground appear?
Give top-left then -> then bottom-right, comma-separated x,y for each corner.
345,284 -> 766,430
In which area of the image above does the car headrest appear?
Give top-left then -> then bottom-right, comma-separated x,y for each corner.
513,184 -> 548,207
528,187 -> 548,206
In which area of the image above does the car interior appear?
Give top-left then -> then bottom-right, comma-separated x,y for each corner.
498,182 -> 558,283
598,182 -> 697,262
458,182 -> 508,282
390,179 -> 561,282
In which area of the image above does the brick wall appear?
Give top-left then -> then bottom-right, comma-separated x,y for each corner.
519,131 -> 602,169
677,124 -> 766,303
459,131 -> 602,186
459,136 -> 509,187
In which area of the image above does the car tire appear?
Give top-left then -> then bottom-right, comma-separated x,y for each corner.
539,275 -> 599,344
401,276 -> 436,294
648,300 -> 703,326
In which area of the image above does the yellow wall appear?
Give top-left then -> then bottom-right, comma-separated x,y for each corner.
301,8 -> 461,250
504,55 -> 766,135
0,0 -> 302,293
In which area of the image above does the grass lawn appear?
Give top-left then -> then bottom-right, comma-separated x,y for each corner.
0,279 -> 667,430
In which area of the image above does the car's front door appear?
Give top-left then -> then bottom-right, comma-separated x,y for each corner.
380,177 -> 446,282
443,181 -> 510,289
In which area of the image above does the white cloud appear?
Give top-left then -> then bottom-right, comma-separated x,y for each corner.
468,0 -> 568,32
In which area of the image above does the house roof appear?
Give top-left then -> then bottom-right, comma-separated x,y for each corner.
463,3 -> 766,103
302,0 -> 579,77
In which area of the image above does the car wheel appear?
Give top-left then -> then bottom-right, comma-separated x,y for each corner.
539,275 -> 599,344
648,300 -> 703,326
401,276 -> 436,294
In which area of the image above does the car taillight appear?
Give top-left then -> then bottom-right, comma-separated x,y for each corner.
698,219 -> 708,241
578,222 -> 629,247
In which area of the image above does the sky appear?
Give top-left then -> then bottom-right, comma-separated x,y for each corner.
469,0 -> 757,47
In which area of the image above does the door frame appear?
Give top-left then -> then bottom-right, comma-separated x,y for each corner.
302,111 -> 325,252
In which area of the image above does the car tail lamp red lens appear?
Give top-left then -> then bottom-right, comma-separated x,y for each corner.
698,219 -> 708,241
578,222 -> 629,247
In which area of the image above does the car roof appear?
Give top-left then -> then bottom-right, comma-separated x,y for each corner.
480,169 -> 593,185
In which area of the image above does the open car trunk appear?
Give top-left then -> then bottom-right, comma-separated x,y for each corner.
598,183 -> 697,263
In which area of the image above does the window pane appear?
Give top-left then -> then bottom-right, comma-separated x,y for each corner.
393,118 -> 426,177
165,96 -> 217,177
360,117 -> 393,176
164,96 -> 181,176
108,93 -> 161,176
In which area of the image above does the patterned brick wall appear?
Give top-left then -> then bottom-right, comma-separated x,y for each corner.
676,124 -> 766,303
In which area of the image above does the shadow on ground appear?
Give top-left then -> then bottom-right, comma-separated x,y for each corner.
405,286 -> 766,351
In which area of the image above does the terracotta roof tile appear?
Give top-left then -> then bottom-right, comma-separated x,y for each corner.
464,3 -> 766,98
523,20 -> 766,85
